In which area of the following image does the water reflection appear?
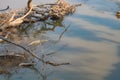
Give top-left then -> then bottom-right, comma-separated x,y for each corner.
74,14 -> 120,30
105,45 -> 120,80
1,0 -> 120,80
65,4 -> 120,44
57,37 -> 120,80
53,3 -> 120,80
19,18 -> 65,37
1,66 -> 54,80
0,15 -> 70,80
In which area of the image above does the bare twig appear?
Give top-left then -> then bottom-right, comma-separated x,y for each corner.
8,0 -> 33,27
46,44 -> 67,56
8,12 -> 16,22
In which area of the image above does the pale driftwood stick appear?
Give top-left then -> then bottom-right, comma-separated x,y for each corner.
8,12 -> 16,22
46,44 -> 67,56
8,0 -> 33,27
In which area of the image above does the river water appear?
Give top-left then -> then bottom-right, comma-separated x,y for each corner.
0,0 -> 120,80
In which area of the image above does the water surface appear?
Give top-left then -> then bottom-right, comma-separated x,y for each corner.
0,0 -> 120,80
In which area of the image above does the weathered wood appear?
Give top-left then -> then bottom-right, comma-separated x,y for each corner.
0,0 -> 81,27
8,0 -> 33,27
0,0 -> 81,38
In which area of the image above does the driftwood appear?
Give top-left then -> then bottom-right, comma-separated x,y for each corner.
0,0 -> 81,38
0,0 -> 81,69
0,0 -> 81,28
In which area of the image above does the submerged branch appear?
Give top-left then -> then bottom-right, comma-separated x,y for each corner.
0,36 -> 43,61
46,61 -> 70,66
0,36 -> 70,66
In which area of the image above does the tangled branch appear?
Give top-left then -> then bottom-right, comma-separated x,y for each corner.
0,0 -> 81,67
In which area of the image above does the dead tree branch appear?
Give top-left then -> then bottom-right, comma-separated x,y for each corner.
8,0 -> 33,27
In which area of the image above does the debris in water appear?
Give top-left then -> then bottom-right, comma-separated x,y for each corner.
116,11 -> 120,18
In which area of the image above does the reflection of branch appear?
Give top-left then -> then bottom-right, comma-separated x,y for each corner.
33,20 -> 64,36
0,6 -> 9,11
27,66 -> 51,80
35,67 -> 47,80
58,24 -> 70,41
46,44 -> 67,56
0,36 -> 70,66
46,61 -> 70,66
0,36 -> 43,61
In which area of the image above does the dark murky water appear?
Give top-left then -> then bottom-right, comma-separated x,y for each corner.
0,0 -> 120,80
